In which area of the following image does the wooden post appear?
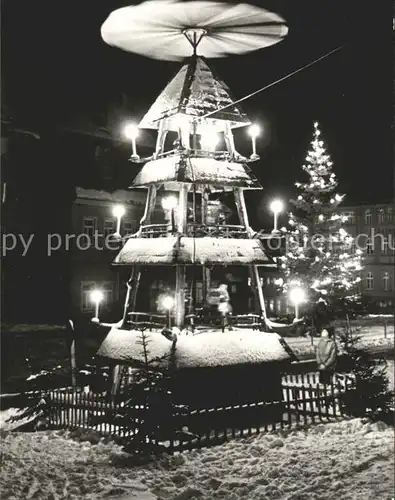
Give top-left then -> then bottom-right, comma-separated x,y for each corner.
249,265 -> 268,328
234,187 -> 250,230
177,184 -> 188,234
121,266 -> 142,326
111,365 -> 121,396
68,320 -> 77,388
139,185 -> 157,227
155,118 -> 167,157
175,265 -> 186,328
201,187 -> 211,304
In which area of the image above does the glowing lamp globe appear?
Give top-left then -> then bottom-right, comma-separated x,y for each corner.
289,287 -> 306,306
248,124 -> 260,138
162,296 -> 175,310
90,290 -> 104,304
270,199 -> 284,214
123,123 -> 139,140
112,205 -> 126,218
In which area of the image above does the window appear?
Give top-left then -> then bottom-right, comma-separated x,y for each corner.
269,299 -> 275,312
81,281 -> 115,311
231,284 -> 237,294
382,237 -> 389,255
365,272 -> 374,290
366,238 -> 374,255
383,272 -> 390,291
343,211 -> 355,224
276,298 -> 282,314
104,219 -> 116,238
387,208 -> 394,224
195,282 -> 203,304
378,208 -> 385,224
81,281 -> 95,311
364,209 -> 372,225
123,220 -> 136,236
83,217 -> 97,240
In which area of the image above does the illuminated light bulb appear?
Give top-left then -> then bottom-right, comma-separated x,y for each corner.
123,122 -> 140,159
248,123 -> 260,159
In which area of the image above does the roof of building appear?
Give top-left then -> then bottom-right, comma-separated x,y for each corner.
97,328 -> 291,368
113,236 -> 270,265
75,187 -> 146,204
139,56 -> 250,130
132,155 -> 262,189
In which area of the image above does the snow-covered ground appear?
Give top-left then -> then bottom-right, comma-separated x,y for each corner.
1,419 -> 393,500
287,327 -> 394,360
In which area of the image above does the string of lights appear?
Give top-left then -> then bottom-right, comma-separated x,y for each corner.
199,45 -> 344,121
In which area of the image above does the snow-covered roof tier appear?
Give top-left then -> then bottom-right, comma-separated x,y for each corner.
132,155 -> 262,189
97,328 -> 291,368
113,236 -> 269,266
139,56 -> 250,130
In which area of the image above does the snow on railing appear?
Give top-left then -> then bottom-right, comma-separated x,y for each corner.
139,223 -> 248,238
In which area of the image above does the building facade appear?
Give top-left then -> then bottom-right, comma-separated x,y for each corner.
70,188 -> 147,322
338,202 -> 395,312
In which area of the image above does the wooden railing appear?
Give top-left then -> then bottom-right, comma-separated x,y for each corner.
139,223 -> 248,238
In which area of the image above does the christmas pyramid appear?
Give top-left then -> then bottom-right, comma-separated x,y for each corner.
139,56 -> 251,129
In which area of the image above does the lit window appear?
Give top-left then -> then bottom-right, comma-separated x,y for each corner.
383,272 -> 390,291
382,237 -> 388,255
81,281 -> 96,311
387,208 -> 394,223
123,220 -> 136,236
364,209 -> 372,225
276,298 -> 282,313
231,284 -> 237,294
104,219 -> 115,238
377,208 -> 385,224
81,281 -> 114,311
83,217 -> 97,240
365,272 -> 374,290
269,299 -> 275,312
366,238 -> 374,255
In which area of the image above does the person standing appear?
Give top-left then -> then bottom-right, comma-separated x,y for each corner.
217,284 -> 233,332
315,326 -> 337,385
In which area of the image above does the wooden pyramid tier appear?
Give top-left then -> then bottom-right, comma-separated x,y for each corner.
113,236 -> 269,266
132,154 -> 262,190
139,56 -> 250,130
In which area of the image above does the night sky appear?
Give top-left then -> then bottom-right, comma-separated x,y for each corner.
2,0 -> 393,213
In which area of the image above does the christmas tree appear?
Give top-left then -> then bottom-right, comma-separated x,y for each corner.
280,122 -> 363,328
337,327 -> 394,422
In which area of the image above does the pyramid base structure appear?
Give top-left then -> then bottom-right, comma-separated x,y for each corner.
96,327 -> 292,406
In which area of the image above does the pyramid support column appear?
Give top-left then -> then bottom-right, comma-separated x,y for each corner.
201,187 -> 211,303
155,119 -> 168,157
224,122 -> 236,158
121,266 -> 142,327
234,187 -> 250,231
139,185 -> 157,227
175,184 -> 188,328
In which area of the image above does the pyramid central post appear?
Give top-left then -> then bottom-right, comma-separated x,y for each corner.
182,28 -> 207,55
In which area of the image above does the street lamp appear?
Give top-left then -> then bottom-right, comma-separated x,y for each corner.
161,195 -> 178,233
270,199 -> 284,233
112,204 -> 126,236
289,287 -> 306,321
90,289 -> 104,322
248,123 -> 260,160
161,295 -> 174,328
123,122 -> 140,160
